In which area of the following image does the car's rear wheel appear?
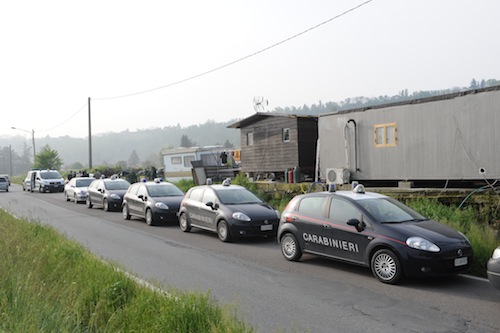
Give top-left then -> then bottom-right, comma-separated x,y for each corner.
103,199 -> 110,212
122,205 -> 131,220
145,209 -> 155,226
86,197 -> 93,208
281,233 -> 302,261
217,220 -> 232,242
371,249 -> 403,284
179,213 -> 191,232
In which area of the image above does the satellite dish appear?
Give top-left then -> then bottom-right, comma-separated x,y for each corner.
253,96 -> 268,112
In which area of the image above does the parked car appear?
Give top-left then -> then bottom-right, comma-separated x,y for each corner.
277,184 -> 473,284
86,178 -> 131,212
122,179 -> 184,226
64,177 -> 95,203
0,176 -> 9,192
178,179 -> 280,242
487,246 -> 500,290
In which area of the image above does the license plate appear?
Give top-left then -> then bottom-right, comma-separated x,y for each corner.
261,224 -> 273,231
454,257 -> 468,267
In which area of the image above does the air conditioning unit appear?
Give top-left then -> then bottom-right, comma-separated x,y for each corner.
326,168 -> 350,185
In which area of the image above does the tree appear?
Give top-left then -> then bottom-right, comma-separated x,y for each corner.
223,139 -> 234,149
180,134 -> 195,147
35,144 -> 63,170
128,150 -> 140,168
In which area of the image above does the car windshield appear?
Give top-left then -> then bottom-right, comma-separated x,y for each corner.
0,178 -> 6,183
104,180 -> 130,190
75,178 -> 94,187
216,188 -> 263,205
356,198 -> 427,223
146,184 -> 183,197
40,171 -> 62,179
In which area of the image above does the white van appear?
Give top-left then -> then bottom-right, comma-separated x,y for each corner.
29,169 -> 65,193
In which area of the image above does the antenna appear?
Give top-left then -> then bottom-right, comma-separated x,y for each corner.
253,96 -> 268,112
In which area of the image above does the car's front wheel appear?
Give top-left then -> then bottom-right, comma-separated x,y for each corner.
122,205 -> 131,220
179,213 -> 191,232
280,233 -> 303,261
103,199 -> 110,212
371,249 -> 403,284
145,209 -> 155,226
217,220 -> 232,242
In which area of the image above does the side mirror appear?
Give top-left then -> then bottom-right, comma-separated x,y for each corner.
206,202 -> 218,210
347,218 -> 366,232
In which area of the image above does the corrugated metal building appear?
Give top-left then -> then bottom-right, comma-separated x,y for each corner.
318,86 -> 500,186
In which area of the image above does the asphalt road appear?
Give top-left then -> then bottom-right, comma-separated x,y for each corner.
1,184 -> 499,333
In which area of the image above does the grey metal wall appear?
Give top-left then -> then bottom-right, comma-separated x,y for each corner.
318,88 -> 500,181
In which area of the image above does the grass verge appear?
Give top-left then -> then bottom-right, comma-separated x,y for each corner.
0,209 -> 254,333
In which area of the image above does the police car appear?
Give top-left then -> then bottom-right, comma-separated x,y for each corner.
178,179 -> 280,242
277,184 -> 473,284
122,178 -> 184,226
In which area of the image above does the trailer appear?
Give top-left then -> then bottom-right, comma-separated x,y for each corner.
318,86 -> 500,187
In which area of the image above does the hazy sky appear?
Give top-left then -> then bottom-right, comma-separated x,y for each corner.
1,0 -> 499,139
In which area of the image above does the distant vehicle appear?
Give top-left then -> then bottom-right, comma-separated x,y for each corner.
122,178 -> 184,226
64,177 -> 95,203
0,176 -> 9,192
22,171 -> 34,191
86,178 -> 131,212
277,184 -> 473,284
178,179 -> 280,242
0,174 -> 10,186
487,246 -> 500,290
25,169 -> 65,193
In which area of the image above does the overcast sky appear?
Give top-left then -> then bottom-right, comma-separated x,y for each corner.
1,0 -> 499,139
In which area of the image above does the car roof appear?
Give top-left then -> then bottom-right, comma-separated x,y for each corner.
196,184 -> 246,191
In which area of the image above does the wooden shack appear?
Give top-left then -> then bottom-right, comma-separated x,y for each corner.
228,113 -> 318,181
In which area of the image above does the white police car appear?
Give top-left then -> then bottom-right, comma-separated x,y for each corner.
277,184 -> 473,284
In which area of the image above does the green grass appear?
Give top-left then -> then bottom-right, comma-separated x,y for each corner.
0,209 -> 254,333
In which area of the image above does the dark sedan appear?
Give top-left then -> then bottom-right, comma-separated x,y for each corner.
86,178 -> 131,212
277,184 -> 473,284
122,179 -> 184,226
178,180 -> 280,242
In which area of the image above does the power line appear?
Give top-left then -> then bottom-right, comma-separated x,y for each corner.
93,0 -> 374,101
38,102 -> 88,134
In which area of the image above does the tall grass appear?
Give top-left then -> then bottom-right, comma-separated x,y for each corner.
0,209 -> 254,333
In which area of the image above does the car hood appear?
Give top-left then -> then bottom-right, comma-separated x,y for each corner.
226,203 -> 279,219
151,196 -> 184,207
387,220 -> 467,245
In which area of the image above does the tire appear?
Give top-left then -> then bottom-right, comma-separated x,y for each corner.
86,197 -> 93,208
103,199 -> 109,212
280,233 -> 303,261
179,213 -> 191,232
371,249 -> 404,284
145,209 -> 155,226
217,220 -> 232,242
122,205 -> 131,220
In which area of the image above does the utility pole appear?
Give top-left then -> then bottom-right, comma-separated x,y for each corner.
88,97 -> 93,169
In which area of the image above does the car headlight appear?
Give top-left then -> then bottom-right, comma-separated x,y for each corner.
492,247 -> 500,260
232,212 -> 251,221
110,194 -> 120,200
155,202 -> 169,210
274,209 -> 281,219
406,237 -> 440,252
458,231 -> 471,244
